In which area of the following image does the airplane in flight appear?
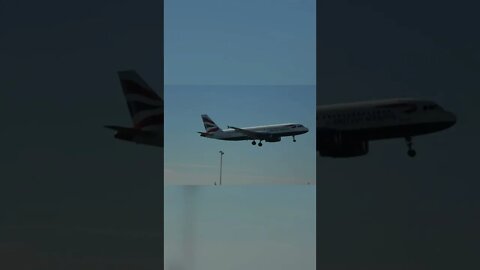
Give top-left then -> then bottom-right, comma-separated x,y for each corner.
316,98 -> 456,158
105,70 -> 163,147
198,114 -> 309,146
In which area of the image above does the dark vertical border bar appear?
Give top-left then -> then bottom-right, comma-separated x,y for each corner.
315,0 -> 320,266
160,0 -> 165,267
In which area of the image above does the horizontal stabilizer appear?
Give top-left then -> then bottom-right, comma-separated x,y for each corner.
105,125 -> 138,132
198,131 -> 208,137
104,125 -> 155,135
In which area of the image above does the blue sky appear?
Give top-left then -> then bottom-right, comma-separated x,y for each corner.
165,0 -> 315,85
164,86 -> 316,185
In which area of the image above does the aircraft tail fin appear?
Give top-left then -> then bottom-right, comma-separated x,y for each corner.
201,114 -> 222,133
118,70 -> 163,131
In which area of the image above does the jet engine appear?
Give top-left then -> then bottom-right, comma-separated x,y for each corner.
265,136 -> 281,142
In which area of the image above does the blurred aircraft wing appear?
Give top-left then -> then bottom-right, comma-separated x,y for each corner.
227,126 -> 270,140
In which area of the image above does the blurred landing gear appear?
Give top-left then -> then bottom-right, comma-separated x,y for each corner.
293,135 -> 296,142
252,141 -> 256,145
405,137 -> 416,157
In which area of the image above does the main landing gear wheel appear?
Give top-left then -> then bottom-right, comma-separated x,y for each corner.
293,135 -> 296,142
258,142 -> 263,147
405,136 -> 416,158
252,141 -> 256,145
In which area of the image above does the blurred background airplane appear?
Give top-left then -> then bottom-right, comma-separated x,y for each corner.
316,98 -> 456,157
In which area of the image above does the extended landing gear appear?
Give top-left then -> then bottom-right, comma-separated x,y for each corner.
292,135 -> 296,142
252,140 -> 263,147
405,137 -> 416,157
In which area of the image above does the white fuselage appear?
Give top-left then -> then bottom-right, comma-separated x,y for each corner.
315,98 -> 456,157
317,98 -> 456,139
205,123 -> 308,141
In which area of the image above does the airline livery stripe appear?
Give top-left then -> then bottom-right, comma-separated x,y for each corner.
207,127 -> 219,132
121,80 -> 160,100
124,94 -> 163,106
132,108 -> 163,124
134,114 -> 164,129
128,101 -> 161,112
203,120 -> 215,125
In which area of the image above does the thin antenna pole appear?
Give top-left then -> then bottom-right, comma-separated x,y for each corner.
219,151 -> 224,186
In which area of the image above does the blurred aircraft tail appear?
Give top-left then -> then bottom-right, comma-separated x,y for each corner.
118,70 -> 163,131
201,114 -> 222,133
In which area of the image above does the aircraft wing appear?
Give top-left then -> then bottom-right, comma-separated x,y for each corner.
105,125 -> 140,133
227,126 -> 271,140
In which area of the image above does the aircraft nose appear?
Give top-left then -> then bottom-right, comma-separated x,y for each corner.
446,111 -> 457,127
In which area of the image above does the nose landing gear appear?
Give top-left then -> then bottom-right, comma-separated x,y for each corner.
292,135 -> 296,142
406,137 -> 416,157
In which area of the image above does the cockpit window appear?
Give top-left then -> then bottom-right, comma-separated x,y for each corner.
289,124 -> 302,128
423,104 -> 439,111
